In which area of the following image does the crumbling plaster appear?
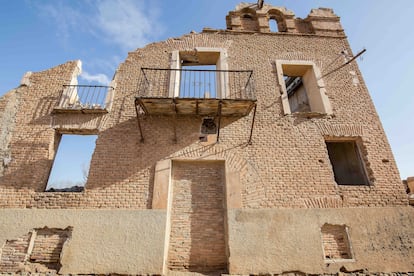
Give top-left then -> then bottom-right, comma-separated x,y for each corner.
227,207 -> 414,274
0,209 -> 166,275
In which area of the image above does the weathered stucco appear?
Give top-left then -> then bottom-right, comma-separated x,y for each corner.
0,209 -> 166,275
227,207 -> 414,274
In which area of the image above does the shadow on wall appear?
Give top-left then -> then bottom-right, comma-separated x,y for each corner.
30,95 -> 61,124
0,116 -> 239,209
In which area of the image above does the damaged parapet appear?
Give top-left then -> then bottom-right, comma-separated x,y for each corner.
54,60 -> 115,113
0,89 -> 21,177
225,2 -> 344,36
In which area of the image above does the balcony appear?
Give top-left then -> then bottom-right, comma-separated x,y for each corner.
53,85 -> 114,113
134,68 -> 257,143
135,68 -> 256,116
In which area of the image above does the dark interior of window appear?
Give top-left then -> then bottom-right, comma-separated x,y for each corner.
326,141 -> 369,185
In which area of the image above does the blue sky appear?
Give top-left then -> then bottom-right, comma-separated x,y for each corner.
0,0 -> 413,180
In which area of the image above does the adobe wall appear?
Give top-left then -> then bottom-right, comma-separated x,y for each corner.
0,209 -> 166,274
227,207 -> 414,274
1,207 -> 412,275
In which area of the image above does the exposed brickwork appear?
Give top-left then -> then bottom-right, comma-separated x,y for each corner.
0,233 -> 31,272
0,28 -> 408,210
168,161 -> 226,272
241,16 -> 260,32
30,228 -> 70,268
321,224 -> 352,260
0,3 -> 412,274
0,228 -> 71,273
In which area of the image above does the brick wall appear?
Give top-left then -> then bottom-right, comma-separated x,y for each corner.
241,17 -> 260,31
168,161 -> 227,272
0,227 -> 71,273
321,224 -> 352,260
0,4 -> 412,274
0,5 -> 408,210
0,233 -> 31,272
30,228 -> 70,267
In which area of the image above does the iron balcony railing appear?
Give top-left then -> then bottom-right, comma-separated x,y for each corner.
57,85 -> 114,110
138,68 -> 255,100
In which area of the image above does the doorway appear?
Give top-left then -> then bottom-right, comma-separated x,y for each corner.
168,161 -> 227,273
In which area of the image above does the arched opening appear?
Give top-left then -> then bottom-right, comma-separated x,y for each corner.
268,9 -> 288,32
240,8 -> 259,31
269,18 -> 279,32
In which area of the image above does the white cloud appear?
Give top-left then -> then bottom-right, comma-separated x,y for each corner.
95,0 -> 161,50
80,71 -> 111,85
33,1 -> 161,83
35,0 -> 162,51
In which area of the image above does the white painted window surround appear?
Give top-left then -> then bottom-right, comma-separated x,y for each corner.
169,48 -> 229,99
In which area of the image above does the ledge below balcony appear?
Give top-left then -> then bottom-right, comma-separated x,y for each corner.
135,97 -> 256,117
52,107 -> 109,114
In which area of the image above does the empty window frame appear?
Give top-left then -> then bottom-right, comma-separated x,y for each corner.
199,117 -> 217,142
284,75 -> 310,112
321,224 -> 353,261
46,134 -> 97,192
276,60 -> 332,115
325,140 -> 369,185
268,10 -> 287,32
269,18 -> 279,32
170,48 -> 229,99
180,63 -> 218,98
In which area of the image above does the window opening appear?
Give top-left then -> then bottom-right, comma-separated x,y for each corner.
180,64 -> 217,98
321,224 -> 353,261
199,117 -> 217,142
269,18 -> 279,32
46,134 -> 97,192
170,49 -> 229,99
201,118 -> 217,135
284,75 -> 310,112
325,140 -> 369,185
277,61 -> 332,115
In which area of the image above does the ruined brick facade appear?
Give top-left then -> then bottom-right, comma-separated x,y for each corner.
0,3 -> 413,275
